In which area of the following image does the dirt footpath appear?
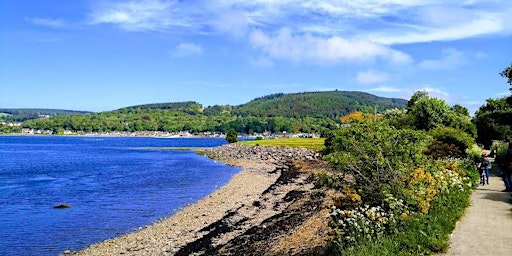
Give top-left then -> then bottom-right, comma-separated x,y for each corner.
441,168 -> 512,256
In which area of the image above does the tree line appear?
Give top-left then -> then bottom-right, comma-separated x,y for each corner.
17,91 -> 405,135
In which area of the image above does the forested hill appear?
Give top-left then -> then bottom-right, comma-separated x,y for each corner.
119,102 -> 203,114
0,108 -> 90,122
226,91 -> 407,118
18,91 -> 407,135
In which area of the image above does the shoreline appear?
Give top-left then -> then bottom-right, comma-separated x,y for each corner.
72,144 -> 328,255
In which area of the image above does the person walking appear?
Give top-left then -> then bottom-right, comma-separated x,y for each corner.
477,153 -> 491,185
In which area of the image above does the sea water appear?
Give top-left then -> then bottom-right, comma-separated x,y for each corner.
0,136 -> 240,256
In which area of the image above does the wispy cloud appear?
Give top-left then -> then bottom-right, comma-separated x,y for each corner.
85,1 -> 511,43
219,0 -> 512,44
419,48 -> 465,70
88,0 -> 184,32
249,27 -> 412,64
367,86 -> 405,93
173,43 -> 203,57
356,70 -> 390,85
26,17 -> 70,29
415,86 -> 452,102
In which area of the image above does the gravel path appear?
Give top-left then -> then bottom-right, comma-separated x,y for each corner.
441,166 -> 512,256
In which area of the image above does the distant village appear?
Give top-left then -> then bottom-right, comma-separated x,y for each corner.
15,127 -> 319,139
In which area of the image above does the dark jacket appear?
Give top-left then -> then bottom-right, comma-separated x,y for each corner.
477,157 -> 491,171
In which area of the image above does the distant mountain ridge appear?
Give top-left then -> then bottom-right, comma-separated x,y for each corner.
0,108 -> 91,122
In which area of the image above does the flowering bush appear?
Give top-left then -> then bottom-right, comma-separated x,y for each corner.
403,168 -> 438,214
329,159 -> 476,248
330,204 -> 393,246
330,193 -> 408,247
324,122 -> 478,253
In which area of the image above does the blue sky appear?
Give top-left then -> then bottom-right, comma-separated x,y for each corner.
1,0 -> 511,114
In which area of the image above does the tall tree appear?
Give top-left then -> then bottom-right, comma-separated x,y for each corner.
500,64 -> 512,87
406,90 -> 428,112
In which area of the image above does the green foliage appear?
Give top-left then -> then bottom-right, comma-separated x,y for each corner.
119,101 -> 203,114
329,184 -> 473,256
240,138 -> 325,150
314,172 -> 344,190
0,125 -> 21,134
225,129 -> 238,143
473,97 -> 512,147
452,104 -> 470,117
465,144 -> 483,162
492,140 -> 510,166
323,109 -> 478,254
425,140 -> 463,159
323,121 -> 429,205
389,92 -> 476,137
408,97 -> 453,131
406,90 -> 428,112
425,127 -> 475,159
232,91 -> 406,119
500,63 -> 512,86
20,91 -> 406,135
0,108 -> 89,122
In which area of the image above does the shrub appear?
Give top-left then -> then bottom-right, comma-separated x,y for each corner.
328,158 -> 477,255
225,129 -> 238,143
323,121 -> 429,206
492,140 -> 509,162
466,144 -> 483,162
425,127 -> 475,159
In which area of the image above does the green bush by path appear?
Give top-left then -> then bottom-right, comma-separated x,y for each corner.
328,180 -> 474,256
322,121 -> 478,255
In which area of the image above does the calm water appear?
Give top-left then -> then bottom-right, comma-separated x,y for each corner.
0,136 -> 240,256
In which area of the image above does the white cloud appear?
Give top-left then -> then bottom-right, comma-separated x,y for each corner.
367,86 -> 405,93
84,1 -> 512,44
220,1 -> 512,44
88,0 -> 183,32
173,43 -> 203,56
413,86 -> 452,102
419,48 -> 465,70
27,17 -> 69,29
370,12 -> 505,44
249,27 -> 412,64
356,70 -> 390,85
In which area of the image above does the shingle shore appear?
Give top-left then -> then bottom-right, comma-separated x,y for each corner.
71,144 -> 319,255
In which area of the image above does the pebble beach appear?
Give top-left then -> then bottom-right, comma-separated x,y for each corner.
73,144 -> 326,255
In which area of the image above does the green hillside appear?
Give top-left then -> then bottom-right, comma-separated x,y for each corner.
119,101 -> 203,114
229,91 -> 406,118
0,108 -> 91,122
20,91 -> 407,134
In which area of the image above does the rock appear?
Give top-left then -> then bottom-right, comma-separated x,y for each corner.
53,204 -> 70,209
200,144 -> 319,164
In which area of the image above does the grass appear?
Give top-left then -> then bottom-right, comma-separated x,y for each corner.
239,138 -> 325,150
